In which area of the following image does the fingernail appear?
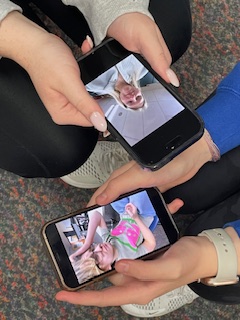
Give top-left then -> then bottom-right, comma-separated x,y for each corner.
166,68 -> 180,87
90,112 -> 107,132
103,130 -> 111,138
86,35 -> 94,49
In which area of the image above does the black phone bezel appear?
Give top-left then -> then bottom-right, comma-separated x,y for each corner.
41,188 -> 179,291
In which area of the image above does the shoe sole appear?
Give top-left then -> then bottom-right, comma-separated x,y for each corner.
60,176 -> 101,189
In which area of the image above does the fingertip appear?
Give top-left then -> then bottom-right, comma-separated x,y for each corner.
55,291 -> 67,301
168,198 -> 184,215
81,35 -> 94,54
166,68 -> 180,87
90,111 -> 107,132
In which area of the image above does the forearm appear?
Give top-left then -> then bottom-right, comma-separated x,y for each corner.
159,131 -> 212,192
61,0 -> 152,45
84,210 -> 106,245
71,211 -> 105,258
134,216 -> 156,251
162,227 -> 240,286
225,226 -> 240,275
0,10 -> 50,69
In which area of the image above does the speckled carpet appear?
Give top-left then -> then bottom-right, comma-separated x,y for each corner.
1,0 -> 240,319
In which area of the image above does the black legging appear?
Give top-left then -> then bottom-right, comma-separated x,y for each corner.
1,0 -> 191,177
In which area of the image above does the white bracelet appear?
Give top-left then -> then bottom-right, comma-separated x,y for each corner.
198,228 -> 239,286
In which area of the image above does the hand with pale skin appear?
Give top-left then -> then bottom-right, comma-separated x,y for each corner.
125,203 -> 138,220
107,13 -> 180,87
0,10 -> 178,133
55,203 -> 240,307
0,11 -> 107,131
82,13 -> 179,87
69,209 -> 107,262
88,132 -> 213,207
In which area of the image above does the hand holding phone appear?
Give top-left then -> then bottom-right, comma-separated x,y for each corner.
41,188 -> 179,291
79,41 -> 204,170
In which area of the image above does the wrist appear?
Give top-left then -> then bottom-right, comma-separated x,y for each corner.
224,227 -> 240,275
0,11 -> 48,67
194,130 -> 214,164
198,228 -> 239,286
193,235 -> 218,279
203,129 -> 220,162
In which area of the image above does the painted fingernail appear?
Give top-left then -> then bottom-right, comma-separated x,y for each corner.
90,112 -> 107,132
86,35 -> 94,49
166,68 -> 180,87
103,130 -> 111,138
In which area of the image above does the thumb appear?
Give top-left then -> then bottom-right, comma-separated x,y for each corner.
60,72 -> 107,132
115,257 -> 176,281
140,27 -> 180,87
167,198 -> 184,215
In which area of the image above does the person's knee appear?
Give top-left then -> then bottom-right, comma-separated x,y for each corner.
38,127 -> 99,178
149,0 -> 192,63
0,127 -> 98,178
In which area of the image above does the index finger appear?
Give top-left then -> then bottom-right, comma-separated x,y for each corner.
94,164 -> 155,205
87,161 -> 136,206
55,279 -> 158,306
61,75 -> 107,132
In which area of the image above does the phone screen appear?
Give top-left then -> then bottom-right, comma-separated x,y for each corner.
44,189 -> 178,289
86,54 -> 184,147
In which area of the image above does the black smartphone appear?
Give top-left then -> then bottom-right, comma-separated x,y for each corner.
78,38 -> 204,170
41,188 -> 179,291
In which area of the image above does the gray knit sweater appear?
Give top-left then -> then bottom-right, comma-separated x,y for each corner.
0,0 -> 152,44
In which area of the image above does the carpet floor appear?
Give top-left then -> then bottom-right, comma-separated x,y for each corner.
1,0 -> 240,319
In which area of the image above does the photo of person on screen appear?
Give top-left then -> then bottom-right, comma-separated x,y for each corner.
86,55 -> 149,110
88,55 -> 185,146
69,202 -> 156,272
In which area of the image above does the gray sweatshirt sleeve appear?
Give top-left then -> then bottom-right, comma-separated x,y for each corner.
62,0 -> 153,45
0,0 -> 22,23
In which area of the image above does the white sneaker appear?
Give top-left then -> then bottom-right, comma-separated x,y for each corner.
61,141 -> 131,189
121,285 -> 198,318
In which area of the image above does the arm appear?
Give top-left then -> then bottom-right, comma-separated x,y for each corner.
62,0 -> 179,86
69,210 -> 107,261
197,62 -> 240,155
0,9 -> 106,130
62,0 -> 152,46
88,133 -> 212,206
56,217 -> 240,307
0,0 -> 22,22
88,63 -> 240,206
125,203 -> 156,252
